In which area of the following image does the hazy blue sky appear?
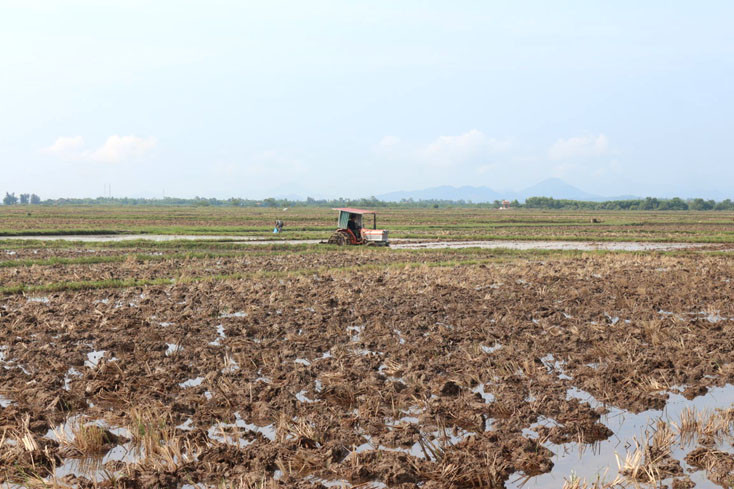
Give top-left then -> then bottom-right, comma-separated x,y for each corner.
1,1 -> 732,199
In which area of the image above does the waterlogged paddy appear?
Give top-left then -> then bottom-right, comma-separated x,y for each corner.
8,382 -> 734,488
2,234 -> 726,252
0,250 -> 732,488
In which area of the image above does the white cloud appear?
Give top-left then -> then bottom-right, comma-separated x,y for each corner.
548,134 -> 608,161
376,135 -> 401,150
42,135 -> 156,163
375,130 -> 510,166
373,136 -> 403,158
215,150 -> 307,180
88,135 -> 157,163
42,136 -> 85,157
422,129 -> 511,167
372,136 -> 410,163
247,150 -> 307,177
477,163 -> 498,175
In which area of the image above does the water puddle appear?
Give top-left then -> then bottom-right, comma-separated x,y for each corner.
346,325 -> 363,342
394,329 -> 406,345
385,415 -> 420,427
356,424 -> 476,461
209,324 -> 227,346
63,367 -> 81,390
513,383 -> 734,488
377,364 -> 406,384
53,442 -> 141,483
472,383 -> 495,403
219,311 -> 247,318
2,362 -> 30,375
85,350 -> 106,368
540,353 -> 572,380
392,240 -> 711,252
481,343 -> 503,354
354,348 -> 379,357
0,394 -> 12,407
26,296 -> 50,304
301,476 -> 386,488
658,309 -> 733,323
177,418 -> 194,431
43,417 -> 140,482
3,235 -> 721,254
355,434 -> 426,459
113,299 -> 139,309
207,412 -> 276,447
296,390 -> 315,403
604,313 -> 620,325
221,354 -> 239,374
179,377 -> 204,388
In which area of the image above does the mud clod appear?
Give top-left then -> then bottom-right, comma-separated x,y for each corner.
440,381 -> 461,397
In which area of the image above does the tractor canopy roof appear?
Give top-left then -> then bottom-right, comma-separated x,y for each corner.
332,207 -> 377,215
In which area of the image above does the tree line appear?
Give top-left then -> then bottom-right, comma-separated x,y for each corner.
2,193 -> 733,210
3,193 -> 41,205
522,196 -> 734,211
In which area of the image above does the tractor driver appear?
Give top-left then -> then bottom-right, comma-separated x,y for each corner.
347,214 -> 362,238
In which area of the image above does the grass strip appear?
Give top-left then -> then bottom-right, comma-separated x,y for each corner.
0,229 -> 125,236
1,277 -> 175,295
0,251 -> 248,268
0,255 -> 123,268
0,239 -> 324,251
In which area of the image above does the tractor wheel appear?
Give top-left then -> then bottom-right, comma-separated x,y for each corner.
327,231 -> 349,246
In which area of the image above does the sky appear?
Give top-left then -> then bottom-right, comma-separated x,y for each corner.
1,0 -> 733,200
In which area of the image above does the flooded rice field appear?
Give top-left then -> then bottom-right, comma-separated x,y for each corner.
0,249 -> 732,488
3,234 -> 729,253
391,241 -> 722,252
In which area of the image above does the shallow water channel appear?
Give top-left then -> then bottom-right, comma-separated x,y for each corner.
3,234 -> 719,252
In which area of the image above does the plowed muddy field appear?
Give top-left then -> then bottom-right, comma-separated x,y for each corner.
1,246 -> 733,489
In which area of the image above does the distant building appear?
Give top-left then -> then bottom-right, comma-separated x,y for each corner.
499,200 -> 511,210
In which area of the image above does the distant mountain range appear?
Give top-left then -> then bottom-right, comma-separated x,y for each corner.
376,178 -> 638,203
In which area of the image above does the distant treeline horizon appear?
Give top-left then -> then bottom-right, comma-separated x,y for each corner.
3,192 -> 734,211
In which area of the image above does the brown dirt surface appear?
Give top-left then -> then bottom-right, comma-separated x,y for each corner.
0,251 -> 732,487
0,247 -> 564,288
685,447 -> 734,487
